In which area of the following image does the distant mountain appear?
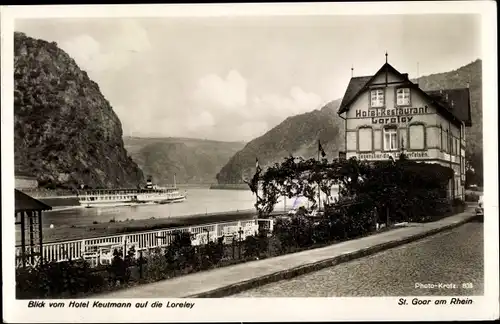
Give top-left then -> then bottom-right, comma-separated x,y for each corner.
123,137 -> 246,185
14,32 -> 144,189
216,99 -> 344,184
217,59 -> 483,185
413,59 -> 482,155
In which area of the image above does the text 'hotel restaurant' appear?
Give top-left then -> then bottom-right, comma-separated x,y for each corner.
337,56 -> 472,200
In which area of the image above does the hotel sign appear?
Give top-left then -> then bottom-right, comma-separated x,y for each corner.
355,106 -> 430,124
358,151 -> 429,161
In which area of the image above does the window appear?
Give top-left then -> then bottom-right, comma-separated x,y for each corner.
358,127 -> 373,152
449,133 -> 453,154
370,89 -> 385,107
409,124 -> 425,150
383,127 -> 398,151
440,126 -> 444,150
396,88 -> 411,106
445,130 -> 449,153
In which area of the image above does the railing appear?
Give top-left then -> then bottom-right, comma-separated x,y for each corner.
15,218 -> 274,268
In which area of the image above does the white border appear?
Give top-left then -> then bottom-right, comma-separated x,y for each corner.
1,2 -> 498,322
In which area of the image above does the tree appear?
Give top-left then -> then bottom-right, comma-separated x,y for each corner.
248,153 -> 453,221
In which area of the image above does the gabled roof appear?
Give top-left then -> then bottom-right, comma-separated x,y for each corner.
338,76 -> 372,113
337,63 -> 472,127
425,88 -> 472,127
338,63 -> 410,114
15,189 -> 52,213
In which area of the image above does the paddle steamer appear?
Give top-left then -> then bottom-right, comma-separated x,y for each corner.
78,176 -> 186,208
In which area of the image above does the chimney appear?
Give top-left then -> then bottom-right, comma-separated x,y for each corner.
402,73 -> 408,79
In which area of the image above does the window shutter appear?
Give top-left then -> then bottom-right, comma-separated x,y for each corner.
409,124 -> 425,150
358,128 -> 373,152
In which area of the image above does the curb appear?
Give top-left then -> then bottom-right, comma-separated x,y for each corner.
186,214 -> 479,298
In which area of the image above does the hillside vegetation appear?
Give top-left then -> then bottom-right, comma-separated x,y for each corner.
216,99 -> 344,184
123,137 -> 246,185
217,59 -> 483,185
414,59 -> 482,155
14,32 -> 144,189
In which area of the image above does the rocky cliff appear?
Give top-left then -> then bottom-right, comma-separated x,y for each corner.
14,32 -> 144,189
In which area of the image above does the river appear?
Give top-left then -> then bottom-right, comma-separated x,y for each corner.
40,186 -> 338,229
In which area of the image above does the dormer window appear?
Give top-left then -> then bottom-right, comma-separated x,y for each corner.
370,89 -> 385,107
396,88 -> 411,106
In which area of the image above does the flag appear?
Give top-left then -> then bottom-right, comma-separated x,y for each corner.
318,140 -> 326,158
247,157 -> 262,194
255,157 -> 262,173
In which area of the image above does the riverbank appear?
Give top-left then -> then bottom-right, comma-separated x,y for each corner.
39,197 -> 80,207
35,209 -> 279,244
209,183 -> 250,190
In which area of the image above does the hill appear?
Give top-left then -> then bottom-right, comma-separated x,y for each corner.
217,59 -> 483,185
216,99 -> 344,184
123,137 -> 246,185
14,32 -> 144,189
413,59 -> 482,155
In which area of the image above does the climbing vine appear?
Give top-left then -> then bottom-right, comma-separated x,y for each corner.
247,153 -> 454,219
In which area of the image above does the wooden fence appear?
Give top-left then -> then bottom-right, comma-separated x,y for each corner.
15,218 -> 274,268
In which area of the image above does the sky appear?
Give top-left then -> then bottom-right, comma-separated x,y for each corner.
15,14 -> 481,142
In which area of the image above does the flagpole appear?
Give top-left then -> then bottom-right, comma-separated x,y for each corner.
255,158 -> 259,217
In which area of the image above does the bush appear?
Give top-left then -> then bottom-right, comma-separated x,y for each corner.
16,259 -> 106,299
323,201 -> 377,239
272,215 -> 316,251
107,246 -> 136,285
267,235 -> 283,256
199,239 -> 224,270
164,231 -> 197,274
243,236 -> 260,259
465,192 -> 480,202
142,248 -> 170,282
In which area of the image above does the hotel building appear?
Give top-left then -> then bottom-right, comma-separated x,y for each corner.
337,59 -> 472,199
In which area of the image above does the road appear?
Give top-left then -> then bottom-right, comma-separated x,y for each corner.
230,221 -> 484,297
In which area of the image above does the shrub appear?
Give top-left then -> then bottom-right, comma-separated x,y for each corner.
273,214 -> 322,251
243,236 -> 260,258
311,219 -> 331,244
199,239 -> 224,270
267,235 -> 283,256
452,198 -> 467,207
164,231 -> 197,274
142,248 -> 170,282
16,259 -> 106,299
107,248 -> 134,285
465,192 -> 480,202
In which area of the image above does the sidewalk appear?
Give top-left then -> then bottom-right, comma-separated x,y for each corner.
96,207 -> 478,298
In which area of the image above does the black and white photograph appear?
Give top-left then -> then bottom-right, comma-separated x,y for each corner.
1,2 -> 498,322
